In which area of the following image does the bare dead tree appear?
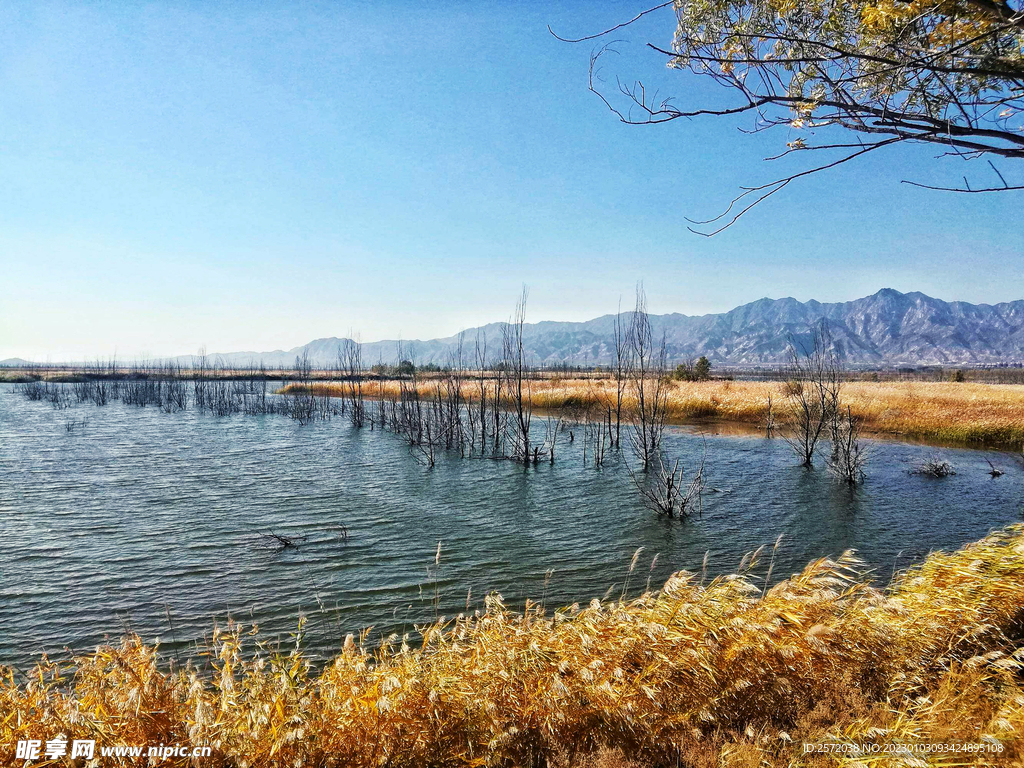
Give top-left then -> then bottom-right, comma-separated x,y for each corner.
542,414 -> 563,464
764,393 -> 776,437
628,284 -> 669,472
296,349 -> 313,382
583,400 -> 611,468
373,352 -> 389,431
490,357 -> 506,457
192,346 -> 209,410
342,338 -> 365,429
412,418 -> 438,468
442,333 -> 468,456
783,322 -> 841,467
826,405 -> 868,484
257,531 -> 308,551
612,298 -> 631,449
911,458 -> 957,477
628,438 -> 707,518
502,287 -> 533,466
474,328 -> 489,453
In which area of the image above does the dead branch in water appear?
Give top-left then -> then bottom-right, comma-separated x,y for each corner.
628,437 -> 708,519
258,531 -> 308,550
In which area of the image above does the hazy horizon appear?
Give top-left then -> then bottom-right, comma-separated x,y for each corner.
5,286 -> 1024,364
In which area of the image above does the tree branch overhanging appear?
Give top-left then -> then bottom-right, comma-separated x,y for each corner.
561,0 -> 1024,233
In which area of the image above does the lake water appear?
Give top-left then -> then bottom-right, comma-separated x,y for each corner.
1,383 -> 1022,669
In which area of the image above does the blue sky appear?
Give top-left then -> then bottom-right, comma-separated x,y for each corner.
2,1 -> 1021,361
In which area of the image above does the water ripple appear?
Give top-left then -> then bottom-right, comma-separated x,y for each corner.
1,384 -> 1021,667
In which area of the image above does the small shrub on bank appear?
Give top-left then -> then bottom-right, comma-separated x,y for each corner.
674,356 -> 712,382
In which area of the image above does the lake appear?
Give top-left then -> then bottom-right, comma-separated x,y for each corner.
1,383 -> 1021,669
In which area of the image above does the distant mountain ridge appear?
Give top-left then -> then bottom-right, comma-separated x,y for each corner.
163,289 -> 1024,369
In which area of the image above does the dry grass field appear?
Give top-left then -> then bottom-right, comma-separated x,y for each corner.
281,378 -> 1024,448
6,369 -> 1022,447
3,526 -> 1023,766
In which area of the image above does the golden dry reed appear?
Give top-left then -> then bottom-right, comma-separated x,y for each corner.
281,378 -> 1024,448
4,527 -> 1024,766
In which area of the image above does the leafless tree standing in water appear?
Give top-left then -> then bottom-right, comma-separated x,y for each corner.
342,338 -> 365,428
502,287 -> 532,466
612,299 -> 630,449
582,386 -> 611,468
783,322 -> 841,467
628,284 -> 668,473
472,329 -> 488,454
541,414 -> 563,465
192,346 -> 209,410
826,405 -> 867,484
438,334 -> 467,455
290,349 -> 316,424
628,440 -> 707,519
764,394 -> 775,437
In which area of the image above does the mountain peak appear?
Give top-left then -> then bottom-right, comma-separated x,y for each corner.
154,290 -> 1024,369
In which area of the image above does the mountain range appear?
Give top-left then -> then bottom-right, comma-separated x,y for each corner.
154,289 -> 1024,369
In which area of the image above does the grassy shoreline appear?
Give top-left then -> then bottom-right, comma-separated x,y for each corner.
5,368 -> 1023,448
279,378 -> 1024,449
4,526 -> 1023,766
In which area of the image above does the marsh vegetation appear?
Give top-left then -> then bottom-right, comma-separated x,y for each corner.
12,285 -> 1024,535
3,527 -> 1023,766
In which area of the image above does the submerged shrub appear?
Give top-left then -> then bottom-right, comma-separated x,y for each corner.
911,458 -> 956,477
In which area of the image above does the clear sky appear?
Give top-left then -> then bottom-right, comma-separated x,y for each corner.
2,1 -> 1021,361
